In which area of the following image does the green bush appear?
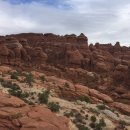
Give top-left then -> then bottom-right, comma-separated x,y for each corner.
40,75 -> 45,83
94,118 -> 106,130
119,120 -> 126,128
10,71 -> 20,80
48,102 -> 60,112
99,118 -> 106,127
79,96 -> 90,103
75,113 -> 85,123
96,104 -> 106,110
76,124 -> 90,130
90,115 -> 97,123
24,73 -> 34,87
95,123 -> 102,130
89,108 -> 100,115
1,81 -> 20,90
38,90 -> 50,104
64,111 -> 74,118
89,122 -> 96,129
8,89 -> 29,100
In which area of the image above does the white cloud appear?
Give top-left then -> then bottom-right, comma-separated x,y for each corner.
0,0 -> 130,46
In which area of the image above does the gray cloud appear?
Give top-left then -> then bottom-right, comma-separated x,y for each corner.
0,0 -> 130,46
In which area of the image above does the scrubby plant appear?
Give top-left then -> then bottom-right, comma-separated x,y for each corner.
64,111 -> 74,118
96,104 -> 106,110
89,122 -> 96,129
89,108 -> 100,115
95,123 -> 102,130
75,113 -> 85,124
94,118 -> 106,130
76,124 -> 90,130
119,120 -> 126,128
90,115 -> 97,123
24,73 -> 34,87
40,75 -> 45,83
1,80 -> 20,90
8,88 -> 29,100
38,90 -> 50,104
79,96 -> 90,103
47,102 -> 60,112
10,71 -> 20,80
99,118 -> 106,127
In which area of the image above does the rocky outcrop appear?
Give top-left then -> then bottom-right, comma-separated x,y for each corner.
110,102 -> 130,115
0,92 -> 70,130
0,32 -> 130,106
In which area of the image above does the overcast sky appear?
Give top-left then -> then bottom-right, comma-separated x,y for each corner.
0,0 -> 130,46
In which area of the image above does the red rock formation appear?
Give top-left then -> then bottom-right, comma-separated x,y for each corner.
0,92 -> 70,130
0,32 -> 130,105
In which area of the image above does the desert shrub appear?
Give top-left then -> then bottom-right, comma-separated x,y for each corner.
1,81 -> 20,90
90,115 -> 97,123
95,123 -> 102,130
8,89 -> 29,100
119,120 -> 126,128
89,122 -> 96,129
10,71 -> 20,80
24,73 -> 34,86
99,118 -> 106,127
64,111 -> 74,118
38,90 -> 50,104
89,108 -> 100,115
6,82 -> 29,100
47,102 -> 60,112
75,113 -> 85,123
94,118 -> 106,130
76,124 -> 89,130
40,75 -> 45,83
79,96 -> 90,103
96,104 -> 106,110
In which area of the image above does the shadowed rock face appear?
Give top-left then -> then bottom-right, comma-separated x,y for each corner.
0,33 -> 130,104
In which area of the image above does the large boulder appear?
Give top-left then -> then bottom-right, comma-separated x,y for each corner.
0,92 -> 70,130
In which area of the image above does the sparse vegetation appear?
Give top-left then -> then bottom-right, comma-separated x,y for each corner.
96,104 -> 106,110
89,108 -> 100,115
119,120 -> 127,128
75,113 -> 85,124
64,111 -> 74,118
90,115 -> 97,123
79,96 -> 90,103
8,87 -> 29,100
24,72 -> 34,87
38,90 -> 50,104
40,75 -> 45,83
99,118 -> 106,127
76,124 -> 90,130
10,71 -> 20,80
89,122 -> 96,129
47,102 -> 60,112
